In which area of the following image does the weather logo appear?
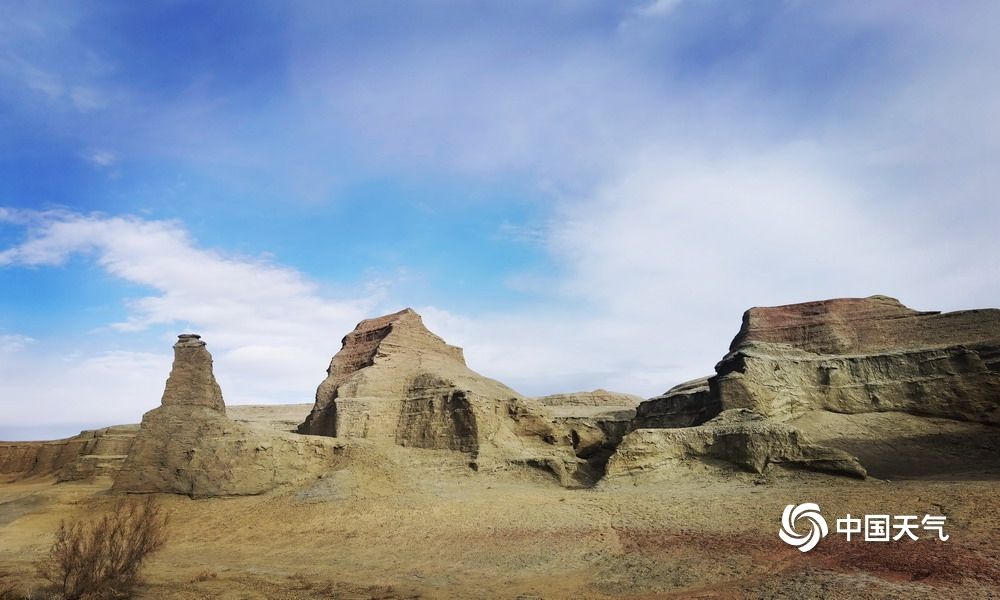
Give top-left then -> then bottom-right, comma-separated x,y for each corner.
779,503 -> 829,552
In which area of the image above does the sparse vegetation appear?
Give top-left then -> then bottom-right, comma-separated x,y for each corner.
0,579 -> 30,600
36,496 -> 168,600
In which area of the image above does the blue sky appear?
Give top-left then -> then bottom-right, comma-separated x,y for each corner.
2,1 -> 1000,440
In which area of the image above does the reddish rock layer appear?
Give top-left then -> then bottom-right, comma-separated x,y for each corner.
299,308 -> 465,436
730,295 -> 1000,355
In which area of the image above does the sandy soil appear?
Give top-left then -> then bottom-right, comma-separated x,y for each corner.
2,407 -> 999,599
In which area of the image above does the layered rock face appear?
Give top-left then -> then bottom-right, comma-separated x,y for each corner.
159,334 -> 226,410
728,295 -> 1000,355
0,425 -> 137,483
715,296 -> 1000,423
632,377 -> 720,429
606,409 -> 867,479
633,296 -> 1000,428
619,295 -> 1000,480
299,309 -> 594,486
0,425 -> 139,483
536,390 -> 641,468
114,335 -> 345,498
299,309 -> 465,437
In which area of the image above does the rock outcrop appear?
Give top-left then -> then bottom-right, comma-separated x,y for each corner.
535,389 -> 643,408
299,309 -> 595,486
632,377 -> 720,429
619,295 -> 1000,481
0,425 -> 138,483
536,390 -> 641,469
715,296 -> 1000,423
606,409 -> 867,479
114,335 -> 346,498
728,295 -> 1000,355
634,296 -> 1000,428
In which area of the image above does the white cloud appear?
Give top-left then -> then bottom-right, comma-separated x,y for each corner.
0,348 -> 168,440
632,0 -> 687,18
82,149 -> 117,167
0,334 -> 34,353
423,133 -> 1000,400
420,149 -> 886,397
20,64 -> 63,100
287,11 -> 661,184
0,209 -> 381,341
0,209 -> 390,438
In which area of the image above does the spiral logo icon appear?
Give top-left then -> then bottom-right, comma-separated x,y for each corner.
779,503 -> 828,552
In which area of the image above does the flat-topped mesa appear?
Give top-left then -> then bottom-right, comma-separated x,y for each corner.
714,296 -> 1000,423
160,334 -> 225,411
730,295 -> 1000,355
633,296 -> 1000,436
535,389 -> 643,408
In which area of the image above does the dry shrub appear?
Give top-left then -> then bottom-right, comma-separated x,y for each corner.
36,496 -> 169,600
0,579 -> 29,600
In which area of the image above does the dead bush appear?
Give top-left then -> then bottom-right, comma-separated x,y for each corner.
36,496 -> 169,600
0,578 -> 29,600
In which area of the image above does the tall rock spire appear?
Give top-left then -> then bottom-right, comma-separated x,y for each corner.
114,334 -> 342,497
160,334 -> 225,411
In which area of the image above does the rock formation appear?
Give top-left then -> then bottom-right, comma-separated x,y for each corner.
0,425 -> 137,483
634,296 -> 1000,427
299,309 -> 595,486
113,335 -> 346,498
606,409 -> 867,479
632,377 -> 719,429
715,295 -> 1000,423
620,295 -> 1000,480
535,390 -> 641,469
534,389 -> 643,408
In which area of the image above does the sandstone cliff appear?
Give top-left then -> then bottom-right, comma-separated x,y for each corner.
607,409 -> 867,480
0,426 -> 138,483
535,390 -> 641,469
715,295 -> 1000,423
114,335 -> 346,498
298,309 -> 595,486
622,295 -> 1000,480
632,377 -> 719,429
634,296 -> 1000,427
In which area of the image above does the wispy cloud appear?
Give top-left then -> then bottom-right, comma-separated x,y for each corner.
0,347 -> 168,440
81,149 -> 117,167
0,209 -> 389,434
0,334 -> 34,353
631,0 -> 688,19
0,209 -> 378,338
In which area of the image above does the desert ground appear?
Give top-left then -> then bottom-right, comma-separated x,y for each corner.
2,404 -> 999,600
